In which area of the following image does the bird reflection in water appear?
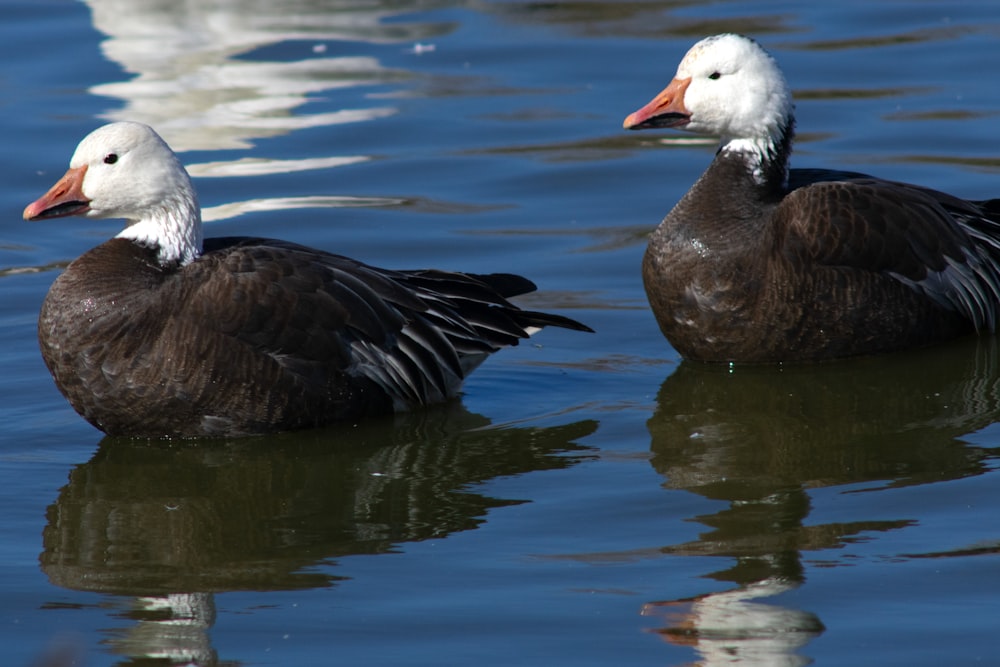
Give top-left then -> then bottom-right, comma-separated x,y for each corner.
643,577 -> 822,667
639,336 -> 1000,665
39,405 -> 596,666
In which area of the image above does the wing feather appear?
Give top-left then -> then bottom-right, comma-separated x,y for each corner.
779,179 -> 1000,331
189,237 -> 588,409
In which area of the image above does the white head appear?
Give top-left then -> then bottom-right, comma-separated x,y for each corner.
24,121 -> 203,266
624,34 -> 793,152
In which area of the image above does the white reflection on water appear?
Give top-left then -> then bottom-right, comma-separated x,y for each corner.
202,194 -> 403,222
113,593 -> 217,665
188,153 -> 402,222
187,154 -> 369,177
81,0 -> 447,151
643,577 -> 823,667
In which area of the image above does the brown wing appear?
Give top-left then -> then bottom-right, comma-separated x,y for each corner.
777,178 -> 1000,330
186,238 -> 590,408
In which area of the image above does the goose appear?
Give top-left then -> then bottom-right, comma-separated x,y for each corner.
24,122 -> 592,438
623,33 -> 1000,363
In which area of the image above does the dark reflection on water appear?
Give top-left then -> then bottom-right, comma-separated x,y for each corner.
40,406 -> 595,665
640,337 -> 1000,665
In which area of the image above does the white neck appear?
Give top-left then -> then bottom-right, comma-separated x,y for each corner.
719,121 -> 791,189
721,136 -> 774,183
115,187 -> 203,265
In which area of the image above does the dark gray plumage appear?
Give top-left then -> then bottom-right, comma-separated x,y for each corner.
625,34 -> 1000,362
25,122 -> 591,437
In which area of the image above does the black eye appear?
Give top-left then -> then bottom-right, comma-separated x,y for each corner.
103,153 -> 118,164
708,72 -> 722,80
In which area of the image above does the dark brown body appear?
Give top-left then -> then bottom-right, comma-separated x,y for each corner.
642,151 -> 998,363
40,237 -> 590,437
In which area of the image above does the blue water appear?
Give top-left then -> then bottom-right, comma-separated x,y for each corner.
3,1 -> 1000,665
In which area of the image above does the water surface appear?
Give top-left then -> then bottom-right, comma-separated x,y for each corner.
2,1 -> 1000,665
